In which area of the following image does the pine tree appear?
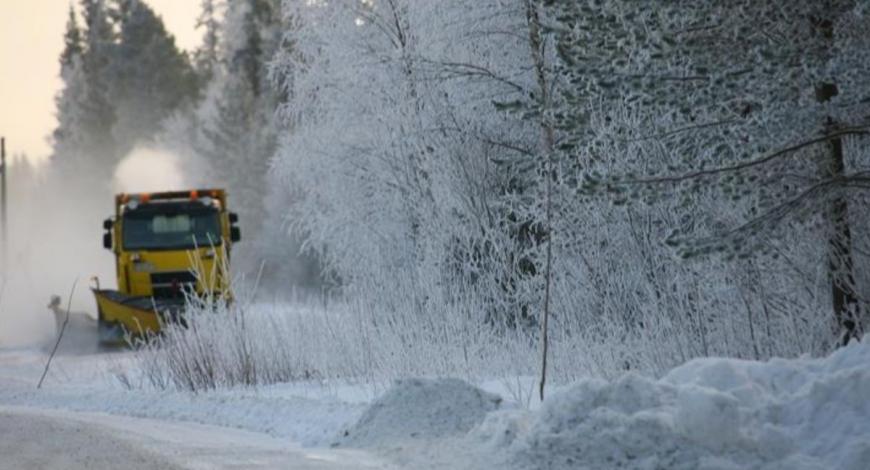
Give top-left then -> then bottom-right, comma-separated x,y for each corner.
109,0 -> 199,153
52,54 -> 88,166
229,0 -> 281,97
53,3 -> 99,179
194,0 -> 221,84
54,5 -> 84,145
76,0 -> 117,167
54,0 -> 199,179
60,6 -> 83,69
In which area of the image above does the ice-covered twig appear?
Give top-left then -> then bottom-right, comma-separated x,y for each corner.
38,278 -> 79,389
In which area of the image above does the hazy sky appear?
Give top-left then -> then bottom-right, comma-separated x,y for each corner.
0,0 -> 201,163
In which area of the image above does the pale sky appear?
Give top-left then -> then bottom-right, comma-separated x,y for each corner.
0,0 -> 201,163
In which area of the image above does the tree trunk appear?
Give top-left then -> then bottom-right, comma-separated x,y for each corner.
820,118 -> 862,345
526,0 -> 555,401
814,4 -> 863,345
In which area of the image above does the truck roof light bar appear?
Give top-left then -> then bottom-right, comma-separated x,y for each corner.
115,189 -> 228,216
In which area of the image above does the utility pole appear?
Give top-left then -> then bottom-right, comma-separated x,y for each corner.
1,137 -> 6,273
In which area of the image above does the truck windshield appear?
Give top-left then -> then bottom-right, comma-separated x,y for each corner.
123,205 -> 221,251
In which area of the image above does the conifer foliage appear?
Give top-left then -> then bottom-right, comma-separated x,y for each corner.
110,0 -> 199,153
53,0 -> 197,178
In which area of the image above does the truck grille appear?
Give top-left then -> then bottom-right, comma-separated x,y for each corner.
150,271 -> 197,298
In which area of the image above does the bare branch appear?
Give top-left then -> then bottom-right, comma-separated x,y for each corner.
624,127 -> 870,185
690,175 -> 866,249
38,278 -> 79,389
620,118 -> 740,143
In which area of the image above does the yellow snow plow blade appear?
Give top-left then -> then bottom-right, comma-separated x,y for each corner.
93,289 -> 183,344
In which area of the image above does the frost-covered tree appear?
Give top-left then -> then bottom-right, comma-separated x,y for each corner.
204,0 -> 281,274
274,0 -> 562,323
544,1 -> 870,345
162,0 -> 317,284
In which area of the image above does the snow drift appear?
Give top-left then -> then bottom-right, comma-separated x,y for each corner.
336,378 -> 502,448
474,340 -> 870,470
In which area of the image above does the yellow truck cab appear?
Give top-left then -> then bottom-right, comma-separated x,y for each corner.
94,189 -> 240,343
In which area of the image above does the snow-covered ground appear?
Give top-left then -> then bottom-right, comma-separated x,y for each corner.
0,346 -> 367,448
1,327 -> 869,470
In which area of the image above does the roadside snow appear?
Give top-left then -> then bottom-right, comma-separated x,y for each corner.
0,348 -> 365,447
336,378 -> 502,448
3,335 -> 869,470
472,340 -> 870,470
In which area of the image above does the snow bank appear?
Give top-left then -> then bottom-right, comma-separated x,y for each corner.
336,378 -> 502,448
479,341 -> 870,470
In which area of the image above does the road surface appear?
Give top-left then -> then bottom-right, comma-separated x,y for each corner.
0,406 -> 394,470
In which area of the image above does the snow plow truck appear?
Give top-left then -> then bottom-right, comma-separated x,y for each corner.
94,189 -> 240,344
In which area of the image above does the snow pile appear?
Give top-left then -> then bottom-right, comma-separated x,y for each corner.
336,378 -> 502,448
479,341 -> 870,470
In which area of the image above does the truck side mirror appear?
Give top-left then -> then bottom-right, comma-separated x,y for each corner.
103,218 -> 113,230
230,226 -> 241,242
229,212 -> 239,224
103,232 -> 113,249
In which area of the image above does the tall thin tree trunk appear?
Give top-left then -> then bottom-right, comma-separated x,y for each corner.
821,118 -> 861,345
814,5 -> 862,346
526,0 -> 555,401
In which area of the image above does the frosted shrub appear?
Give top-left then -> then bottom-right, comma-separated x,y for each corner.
129,280 -> 545,393
132,299 -> 324,391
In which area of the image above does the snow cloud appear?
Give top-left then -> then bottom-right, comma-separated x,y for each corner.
113,146 -> 187,194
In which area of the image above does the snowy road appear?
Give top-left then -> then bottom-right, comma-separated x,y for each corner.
0,407 -> 394,470
4,338 -> 870,470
